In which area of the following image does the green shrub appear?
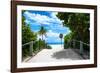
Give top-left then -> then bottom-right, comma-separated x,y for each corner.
46,45 -> 52,49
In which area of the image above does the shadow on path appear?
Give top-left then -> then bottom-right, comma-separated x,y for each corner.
52,49 -> 83,60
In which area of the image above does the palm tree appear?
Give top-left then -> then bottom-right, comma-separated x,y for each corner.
38,26 -> 47,48
38,26 -> 47,41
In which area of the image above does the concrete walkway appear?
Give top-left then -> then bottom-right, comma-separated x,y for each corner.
27,45 -> 83,63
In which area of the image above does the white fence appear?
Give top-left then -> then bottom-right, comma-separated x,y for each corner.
22,41 -> 36,56
68,39 -> 90,55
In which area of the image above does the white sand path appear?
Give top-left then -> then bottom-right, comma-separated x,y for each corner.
27,45 -> 83,63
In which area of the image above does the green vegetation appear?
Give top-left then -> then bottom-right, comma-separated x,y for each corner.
38,26 -> 47,41
64,32 -> 73,48
22,11 -> 37,57
38,26 -> 47,48
57,13 -> 90,50
45,43 -> 52,49
22,11 -> 52,59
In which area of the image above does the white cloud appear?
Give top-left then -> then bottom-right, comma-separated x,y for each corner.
37,30 -> 66,43
23,11 -> 71,43
24,19 -> 30,24
46,30 -> 59,38
50,12 -> 64,24
24,11 -> 50,24
38,29 -> 67,39
51,12 -> 58,18
46,30 -> 66,40
24,11 -> 62,26
37,30 -> 62,40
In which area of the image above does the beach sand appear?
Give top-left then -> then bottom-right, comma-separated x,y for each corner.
50,44 -> 64,50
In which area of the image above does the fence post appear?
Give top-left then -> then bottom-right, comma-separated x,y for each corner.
69,41 -> 71,48
80,41 -> 83,55
38,39 -> 40,50
73,40 -> 75,48
29,41 -> 33,56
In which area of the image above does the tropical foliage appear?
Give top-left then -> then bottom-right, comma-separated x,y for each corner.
22,11 -> 37,57
38,26 -> 47,40
22,11 -> 51,59
38,26 -> 47,48
57,13 -> 90,50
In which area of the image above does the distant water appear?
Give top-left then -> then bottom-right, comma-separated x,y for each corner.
47,42 -> 64,45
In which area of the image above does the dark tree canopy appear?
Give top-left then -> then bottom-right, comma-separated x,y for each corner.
57,12 -> 90,44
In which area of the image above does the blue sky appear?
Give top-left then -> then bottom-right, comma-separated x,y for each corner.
23,10 -> 71,44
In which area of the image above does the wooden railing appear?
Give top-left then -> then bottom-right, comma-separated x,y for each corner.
66,39 -> 90,55
22,39 -> 47,58
22,41 -> 36,56
72,39 -> 89,55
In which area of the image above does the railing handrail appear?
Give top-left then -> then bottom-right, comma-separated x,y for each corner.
67,39 -> 89,46
66,39 -> 90,55
73,39 -> 90,46
22,40 -> 36,47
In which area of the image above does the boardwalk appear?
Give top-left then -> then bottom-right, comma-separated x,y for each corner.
26,45 -> 83,63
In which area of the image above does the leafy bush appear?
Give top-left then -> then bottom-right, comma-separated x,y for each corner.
46,45 -> 52,49
22,11 -> 37,58
22,45 -> 30,57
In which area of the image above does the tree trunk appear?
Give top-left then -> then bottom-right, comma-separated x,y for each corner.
42,35 -> 43,41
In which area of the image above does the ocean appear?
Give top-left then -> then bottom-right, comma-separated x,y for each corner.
47,42 -> 64,45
